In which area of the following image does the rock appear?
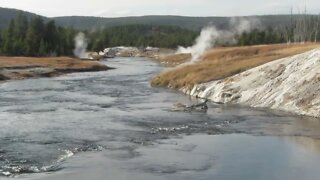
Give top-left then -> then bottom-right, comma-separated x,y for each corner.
0,73 -> 9,81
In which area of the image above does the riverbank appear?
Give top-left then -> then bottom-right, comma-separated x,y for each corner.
151,43 -> 320,89
151,43 -> 320,117
0,56 -> 111,81
187,48 -> 320,117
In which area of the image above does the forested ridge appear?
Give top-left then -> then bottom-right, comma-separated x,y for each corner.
87,25 -> 198,50
0,13 -> 198,56
1,12 -> 319,57
0,7 -> 301,31
0,13 -> 75,56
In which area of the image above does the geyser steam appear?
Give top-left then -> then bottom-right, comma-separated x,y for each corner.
178,26 -> 220,61
73,32 -> 88,59
177,18 -> 260,62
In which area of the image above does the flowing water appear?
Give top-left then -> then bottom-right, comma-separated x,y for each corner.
0,57 -> 320,180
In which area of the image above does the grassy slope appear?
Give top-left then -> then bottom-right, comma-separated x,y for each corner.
151,43 -> 320,89
154,53 -> 191,66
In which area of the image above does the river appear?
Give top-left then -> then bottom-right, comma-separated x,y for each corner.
1,57 -> 320,180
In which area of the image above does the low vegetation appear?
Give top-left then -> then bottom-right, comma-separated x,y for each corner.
151,43 -> 320,89
154,53 -> 191,66
0,56 -> 108,70
0,56 -> 110,81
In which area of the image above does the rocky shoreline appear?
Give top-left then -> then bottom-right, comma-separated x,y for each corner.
182,48 -> 320,117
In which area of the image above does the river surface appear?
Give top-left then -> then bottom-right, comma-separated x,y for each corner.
1,57 -> 320,180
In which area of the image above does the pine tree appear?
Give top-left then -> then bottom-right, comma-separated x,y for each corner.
38,39 -> 47,56
44,20 -> 58,55
25,16 -> 44,56
13,12 -> 28,40
2,20 -> 15,55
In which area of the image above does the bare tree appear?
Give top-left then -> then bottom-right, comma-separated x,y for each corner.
315,14 -> 320,42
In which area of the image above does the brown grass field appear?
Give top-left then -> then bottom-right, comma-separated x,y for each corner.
0,56 -> 110,81
0,56 -> 107,69
154,53 -> 191,66
151,43 -> 320,89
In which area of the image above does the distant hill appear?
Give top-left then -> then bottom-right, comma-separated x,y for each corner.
0,7 -> 48,29
0,7 -> 309,31
52,16 -> 228,31
52,15 -> 297,31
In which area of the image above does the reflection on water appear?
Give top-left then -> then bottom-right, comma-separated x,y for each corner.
229,107 -> 320,138
25,134 -> 320,180
289,136 -> 320,154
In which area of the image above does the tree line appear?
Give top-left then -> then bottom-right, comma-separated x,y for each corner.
224,14 -> 320,46
0,13 -> 198,57
1,13 -> 319,57
236,28 -> 286,46
87,24 -> 198,51
0,13 -> 75,56
282,14 -> 320,43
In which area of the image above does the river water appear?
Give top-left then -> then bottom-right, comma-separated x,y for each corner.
1,57 -> 320,180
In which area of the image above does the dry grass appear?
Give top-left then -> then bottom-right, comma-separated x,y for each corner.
0,56 -> 110,81
151,43 -> 320,89
0,56 -> 106,70
154,53 -> 191,66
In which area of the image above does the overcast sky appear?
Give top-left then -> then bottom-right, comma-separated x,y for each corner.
0,0 -> 319,17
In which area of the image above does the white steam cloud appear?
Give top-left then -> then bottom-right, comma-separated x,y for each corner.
177,17 -> 260,62
73,32 -> 88,59
177,26 -> 220,61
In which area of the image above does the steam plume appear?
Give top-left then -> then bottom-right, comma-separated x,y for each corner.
177,18 -> 260,63
73,32 -> 88,59
177,26 -> 220,61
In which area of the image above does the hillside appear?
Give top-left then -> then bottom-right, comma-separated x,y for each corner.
187,48 -> 320,117
52,15 -> 298,31
0,7 -> 312,31
52,15 -> 227,31
0,7 -> 47,29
